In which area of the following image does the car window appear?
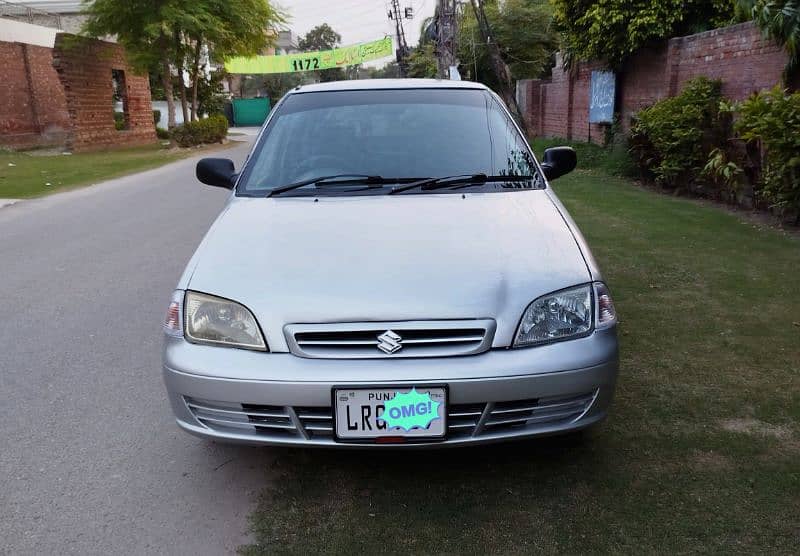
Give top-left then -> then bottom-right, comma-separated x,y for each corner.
239,88 -> 539,194
486,96 -> 544,186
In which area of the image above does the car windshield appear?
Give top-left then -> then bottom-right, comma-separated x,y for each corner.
237,88 -> 543,195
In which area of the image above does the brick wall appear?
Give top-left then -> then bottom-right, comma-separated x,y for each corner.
618,46 -> 670,134
520,21 -> 790,144
668,22 -> 788,99
53,34 -> 156,152
0,41 -> 69,149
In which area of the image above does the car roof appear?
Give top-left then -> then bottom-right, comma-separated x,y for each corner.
289,78 -> 489,94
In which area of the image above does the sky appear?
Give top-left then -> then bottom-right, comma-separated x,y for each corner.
9,0 -> 436,66
275,0 -> 436,65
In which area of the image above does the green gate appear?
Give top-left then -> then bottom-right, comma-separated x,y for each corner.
232,98 -> 270,126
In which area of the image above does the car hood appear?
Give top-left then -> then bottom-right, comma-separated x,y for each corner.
186,191 -> 590,350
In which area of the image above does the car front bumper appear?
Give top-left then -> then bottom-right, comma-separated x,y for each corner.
162,327 -> 619,448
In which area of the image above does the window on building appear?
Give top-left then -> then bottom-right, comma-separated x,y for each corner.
112,69 -> 129,131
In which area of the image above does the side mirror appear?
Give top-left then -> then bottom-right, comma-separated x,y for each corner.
196,158 -> 236,189
541,147 -> 577,181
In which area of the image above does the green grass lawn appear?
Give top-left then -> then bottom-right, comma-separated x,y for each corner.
239,168 -> 799,555
0,143 -> 205,199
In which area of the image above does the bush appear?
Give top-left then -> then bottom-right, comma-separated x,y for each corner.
156,127 -> 170,140
170,114 -> 229,147
733,86 -> 800,217
630,77 -> 728,190
702,146 -> 746,203
152,109 -> 161,125
530,137 -> 636,177
113,111 -> 125,131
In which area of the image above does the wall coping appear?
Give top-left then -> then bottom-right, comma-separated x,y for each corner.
668,21 -> 760,45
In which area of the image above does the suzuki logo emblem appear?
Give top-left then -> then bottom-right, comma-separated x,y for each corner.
376,330 -> 403,354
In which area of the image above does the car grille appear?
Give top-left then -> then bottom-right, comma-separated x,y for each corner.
447,391 -> 598,439
184,390 -> 597,442
185,398 -> 296,436
284,319 -> 496,359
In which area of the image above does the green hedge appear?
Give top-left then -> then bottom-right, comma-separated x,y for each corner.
153,109 -> 161,125
170,114 -> 229,147
630,77 -> 728,190
733,87 -> 800,216
629,79 -> 799,219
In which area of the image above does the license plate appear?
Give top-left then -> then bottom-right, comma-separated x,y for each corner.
334,387 -> 447,440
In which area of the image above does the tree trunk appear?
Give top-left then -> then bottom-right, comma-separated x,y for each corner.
178,71 -> 189,124
190,37 -> 202,121
174,30 -> 189,124
469,0 -> 528,135
157,31 -> 176,129
161,59 -> 176,129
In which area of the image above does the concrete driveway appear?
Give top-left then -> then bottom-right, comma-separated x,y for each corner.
0,139 -> 276,555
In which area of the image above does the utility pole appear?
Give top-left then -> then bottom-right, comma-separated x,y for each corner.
435,0 -> 458,79
469,0 -> 527,133
388,0 -> 410,76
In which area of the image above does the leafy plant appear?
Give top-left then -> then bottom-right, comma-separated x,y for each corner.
551,0 -> 739,67
737,0 -> 800,81
629,77 -> 728,189
733,86 -> 800,217
703,147 -> 745,199
170,114 -> 228,147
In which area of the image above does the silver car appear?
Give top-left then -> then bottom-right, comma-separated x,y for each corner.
162,79 -> 618,448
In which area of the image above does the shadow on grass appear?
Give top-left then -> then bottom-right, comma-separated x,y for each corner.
238,431 -> 618,554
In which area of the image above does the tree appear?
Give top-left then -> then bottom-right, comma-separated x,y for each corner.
468,0 -> 527,132
298,23 -> 340,51
262,72 -> 304,104
738,0 -> 800,82
83,0 -> 285,126
551,0 -> 738,67
298,23 -> 345,82
457,0 -> 557,85
161,0 -> 285,120
406,44 -> 438,78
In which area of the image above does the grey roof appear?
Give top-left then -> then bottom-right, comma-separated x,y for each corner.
291,78 -> 487,94
3,0 -> 83,13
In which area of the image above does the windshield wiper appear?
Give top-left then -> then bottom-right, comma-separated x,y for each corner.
267,175 -> 423,197
388,174 -> 535,194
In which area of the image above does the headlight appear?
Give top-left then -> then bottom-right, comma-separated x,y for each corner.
184,291 -> 267,351
513,284 -> 595,347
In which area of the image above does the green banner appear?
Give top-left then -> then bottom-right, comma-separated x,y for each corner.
225,37 -> 393,74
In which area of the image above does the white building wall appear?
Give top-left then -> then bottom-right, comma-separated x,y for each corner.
0,17 -> 60,47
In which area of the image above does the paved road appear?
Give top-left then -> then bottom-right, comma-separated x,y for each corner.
0,139 -> 277,555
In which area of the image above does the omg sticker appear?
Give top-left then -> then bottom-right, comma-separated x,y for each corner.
378,388 -> 442,431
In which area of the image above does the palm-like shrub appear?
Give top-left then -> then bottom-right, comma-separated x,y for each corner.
738,0 -> 800,80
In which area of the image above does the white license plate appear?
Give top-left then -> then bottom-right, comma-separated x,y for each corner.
334,387 -> 447,440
